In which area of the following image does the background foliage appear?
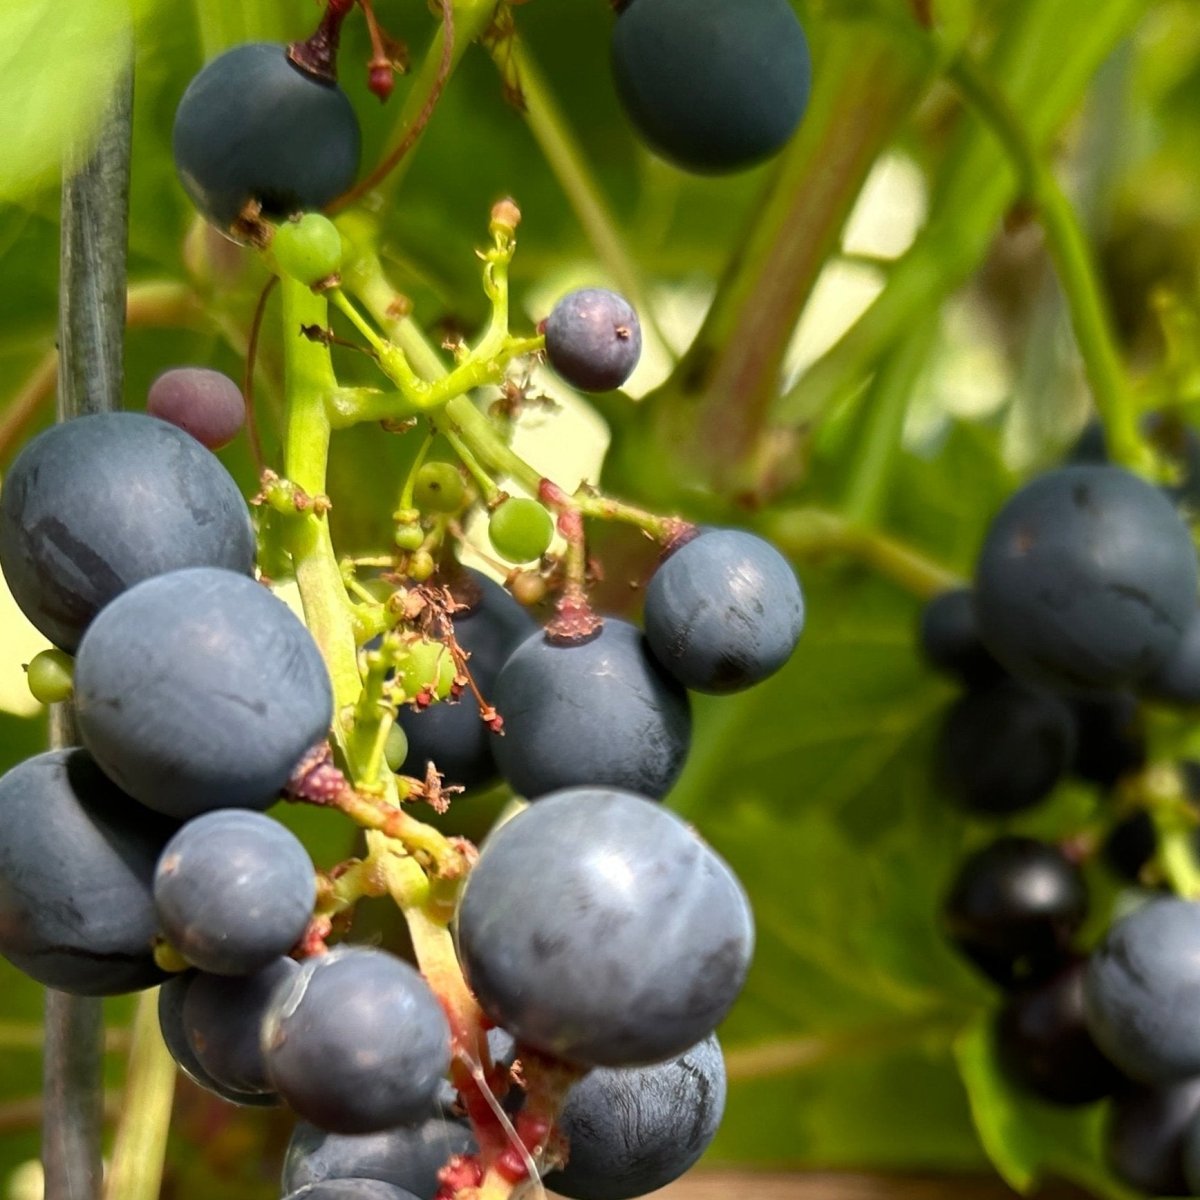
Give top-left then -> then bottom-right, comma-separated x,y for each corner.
2,0 -> 1200,1196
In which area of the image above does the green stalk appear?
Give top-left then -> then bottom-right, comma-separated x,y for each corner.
763,507 -> 962,599
278,277 -> 362,717
101,991 -> 176,1200
499,37 -> 668,359
778,0 -> 1144,426
839,325 -> 936,526
946,56 -> 1149,473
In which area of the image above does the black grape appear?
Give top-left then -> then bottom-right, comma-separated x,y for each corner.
397,570 -> 535,790
262,946 -> 452,1134
173,43 -> 361,232
1142,607 -> 1200,706
456,787 -> 753,1067
996,959 -> 1124,1106
943,837 -> 1087,990
610,0 -> 811,174
546,1035 -> 726,1200
0,412 -> 255,652
544,289 -> 642,393
917,588 -> 1002,685
642,528 -> 804,694
1069,691 -> 1146,788
282,1117 -> 475,1198
182,957 -> 298,1095
1106,1078 -> 1200,1195
154,809 -> 315,975
74,567 -> 332,819
492,620 -> 691,800
158,972 -> 279,1106
147,366 -> 245,449
1084,897 -> 1200,1083
973,465 -> 1198,692
0,749 -> 176,995
936,679 -> 1077,815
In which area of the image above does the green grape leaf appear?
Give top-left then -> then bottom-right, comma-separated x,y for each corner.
0,3 -> 138,201
953,1015 -> 1141,1200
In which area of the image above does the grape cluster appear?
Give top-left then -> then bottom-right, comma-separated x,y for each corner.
924,455 -> 1200,1191
0,8 -> 825,1196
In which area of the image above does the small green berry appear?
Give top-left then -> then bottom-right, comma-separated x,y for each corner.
408,549 -> 436,582
414,461 -> 466,513
26,649 -> 73,704
384,724 -> 410,773
488,497 -> 554,564
397,639 -> 456,701
273,213 -> 343,286
394,524 -> 425,551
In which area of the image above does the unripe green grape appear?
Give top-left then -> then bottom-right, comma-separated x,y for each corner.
394,524 -> 424,551
396,639 -> 456,701
489,497 -> 554,564
384,724 -> 409,773
414,461 -> 466,513
273,213 -> 343,286
26,649 -> 73,704
408,549 -> 436,582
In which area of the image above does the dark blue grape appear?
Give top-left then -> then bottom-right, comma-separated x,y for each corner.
282,1184 -> 423,1200
544,289 -> 642,393
996,959 -> 1124,1106
643,528 -> 804,694
182,957 -> 298,1095
936,679 -> 1077,815
546,1035 -> 725,1200
154,810 -> 315,975
1084,898 -> 1200,1083
397,571 -> 535,790
158,972 -> 280,1106
943,837 -> 1087,990
0,412 -> 255,652
75,568 -> 332,819
917,588 -> 1003,685
610,0 -> 811,174
1142,607 -> 1200,706
456,788 -> 753,1066
147,367 -> 245,450
282,1117 -> 475,1198
1106,1078 -> 1200,1195
173,43 -> 361,231
1069,691 -> 1145,788
492,620 -> 691,801
263,946 -> 452,1134
0,749 -> 176,995
973,465 -> 1198,692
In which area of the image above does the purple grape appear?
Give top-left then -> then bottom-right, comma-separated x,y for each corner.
147,366 -> 245,449
544,289 -> 641,392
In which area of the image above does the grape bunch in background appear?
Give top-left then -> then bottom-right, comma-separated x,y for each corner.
0,2 -> 813,1199
923,452 -> 1200,1194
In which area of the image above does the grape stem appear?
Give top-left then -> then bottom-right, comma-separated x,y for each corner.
100,990 -> 175,1200
944,54 -> 1153,475
763,506 -> 962,599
